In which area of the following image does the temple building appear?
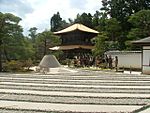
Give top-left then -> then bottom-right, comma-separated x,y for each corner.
50,23 -> 99,59
133,36 -> 150,74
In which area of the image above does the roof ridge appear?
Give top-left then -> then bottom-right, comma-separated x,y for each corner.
54,23 -> 99,34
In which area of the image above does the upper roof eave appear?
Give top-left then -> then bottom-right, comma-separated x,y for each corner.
132,36 -> 150,45
54,23 -> 99,34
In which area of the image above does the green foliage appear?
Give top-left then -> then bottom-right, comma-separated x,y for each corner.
127,28 -> 144,40
102,0 -> 150,22
4,59 -> 33,72
4,60 -> 23,72
126,10 -> 150,50
92,33 -> 108,56
74,13 -> 93,28
50,12 -> 62,32
0,12 -> 23,71
92,11 -> 100,27
35,30 -> 61,59
107,41 -> 120,50
93,17 -> 122,51
23,58 -> 33,70
22,37 -> 35,60
28,27 -> 37,43
128,10 -> 150,40
100,0 -> 150,50
128,10 -> 150,28
125,40 -> 141,51
50,12 -> 68,32
93,11 -> 108,32
105,18 -> 122,41
0,12 -> 22,40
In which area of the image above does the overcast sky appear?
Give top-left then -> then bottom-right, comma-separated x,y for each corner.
0,0 -> 102,35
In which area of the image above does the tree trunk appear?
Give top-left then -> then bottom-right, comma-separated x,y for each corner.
0,40 -> 2,72
44,39 -> 47,55
4,47 -> 10,62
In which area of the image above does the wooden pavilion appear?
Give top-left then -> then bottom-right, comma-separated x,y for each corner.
133,36 -> 150,74
50,23 -> 99,59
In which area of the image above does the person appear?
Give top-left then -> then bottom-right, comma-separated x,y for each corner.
105,55 -> 109,68
108,55 -> 113,69
114,56 -> 118,71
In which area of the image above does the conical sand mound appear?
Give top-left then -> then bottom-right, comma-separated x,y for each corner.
39,55 -> 61,68
37,55 -> 77,74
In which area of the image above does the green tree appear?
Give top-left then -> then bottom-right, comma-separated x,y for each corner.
50,12 -> 62,32
68,18 -> 74,24
128,10 -> 150,35
1,25 -> 34,61
21,37 -> 35,60
100,0 -> 150,50
104,18 -> 122,50
94,12 -> 108,32
128,10 -> 150,39
60,20 -> 69,29
35,30 -> 60,59
50,12 -> 69,32
28,27 -> 37,43
105,18 -> 122,41
100,0 -> 111,17
92,33 -> 108,56
74,13 -> 93,28
127,10 -> 150,50
101,0 -> 150,22
0,12 -> 22,71
92,11 -> 101,27
28,27 -> 38,60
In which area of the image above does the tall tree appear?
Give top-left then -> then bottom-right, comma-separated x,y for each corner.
105,18 -> 122,41
101,0 -> 150,22
100,0 -> 150,50
50,12 -> 69,32
74,13 -> 93,28
28,27 -> 37,43
100,0 -> 111,16
126,10 -> 150,50
35,30 -> 60,59
128,10 -> 150,41
50,12 -> 62,32
92,11 -> 101,27
0,12 -> 22,71
28,27 -> 38,60
92,32 -> 108,56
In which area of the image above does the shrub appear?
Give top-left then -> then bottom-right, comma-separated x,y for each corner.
3,59 -> 33,72
4,60 -> 23,72
22,58 -> 33,71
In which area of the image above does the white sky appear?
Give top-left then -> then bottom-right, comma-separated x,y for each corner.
0,0 -> 102,35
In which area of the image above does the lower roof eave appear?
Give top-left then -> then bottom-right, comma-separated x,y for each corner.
49,45 -> 94,50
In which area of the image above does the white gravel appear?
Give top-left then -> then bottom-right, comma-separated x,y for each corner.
0,89 -> 150,98
1,81 -> 150,89
0,69 -> 150,112
1,76 -> 150,83
0,100 -> 143,113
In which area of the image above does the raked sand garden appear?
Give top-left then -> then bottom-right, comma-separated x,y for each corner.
0,68 -> 149,113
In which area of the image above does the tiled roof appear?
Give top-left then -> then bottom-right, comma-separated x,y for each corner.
132,37 -> 150,45
54,24 -> 99,34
